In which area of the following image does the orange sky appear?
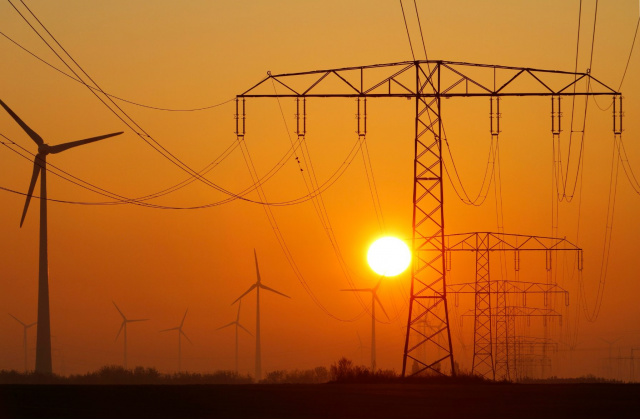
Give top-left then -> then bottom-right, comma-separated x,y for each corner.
0,0 -> 639,379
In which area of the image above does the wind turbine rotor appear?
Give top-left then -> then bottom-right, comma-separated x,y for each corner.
8,313 -> 27,327
237,323 -> 253,336
160,327 -> 180,333
112,302 -> 126,320
19,155 -> 43,227
180,309 -> 188,328
180,330 -> 193,345
47,132 -> 124,154
0,99 -> 44,145
259,283 -> 290,299
115,322 -> 125,341
253,249 -> 262,284
374,294 -> 389,320
232,284 -> 257,304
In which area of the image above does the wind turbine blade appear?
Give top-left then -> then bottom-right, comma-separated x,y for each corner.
180,309 -> 188,328
20,157 -> 42,228
8,313 -> 26,326
232,284 -> 257,304
217,321 -> 236,330
0,99 -> 44,145
236,298 -> 242,321
26,322 -> 37,328
181,330 -> 193,345
112,301 -> 126,320
374,294 -> 389,320
237,323 -> 254,337
128,318 -> 149,323
254,249 -> 261,284
373,279 -> 382,292
260,284 -> 290,299
47,132 -> 123,154
115,322 -> 125,341
160,327 -> 179,333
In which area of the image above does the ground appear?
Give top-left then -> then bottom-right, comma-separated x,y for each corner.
1,382 -> 639,418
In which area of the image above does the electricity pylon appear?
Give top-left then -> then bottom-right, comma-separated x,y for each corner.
237,60 -> 621,376
445,232 -> 580,380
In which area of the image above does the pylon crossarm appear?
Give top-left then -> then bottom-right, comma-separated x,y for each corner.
447,281 -> 568,294
442,232 -> 581,251
239,60 -> 619,99
461,307 -> 561,318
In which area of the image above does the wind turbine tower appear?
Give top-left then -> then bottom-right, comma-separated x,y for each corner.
342,279 -> 388,371
217,297 -> 253,374
233,250 -> 290,381
113,302 -> 148,370
161,309 -> 192,372
0,99 -> 123,374
8,314 -> 36,372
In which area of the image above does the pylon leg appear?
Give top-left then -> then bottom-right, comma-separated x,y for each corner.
403,63 -> 455,377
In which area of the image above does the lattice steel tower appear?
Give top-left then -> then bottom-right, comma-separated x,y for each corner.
237,60 -> 621,376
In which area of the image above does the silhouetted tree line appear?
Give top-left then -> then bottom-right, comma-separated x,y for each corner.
329,357 -> 397,382
2,359 -> 619,385
0,366 -> 252,385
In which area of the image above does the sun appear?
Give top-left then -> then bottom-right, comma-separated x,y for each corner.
367,236 -> 412,277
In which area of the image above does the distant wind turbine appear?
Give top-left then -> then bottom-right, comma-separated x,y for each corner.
113,302 -> 148,370
0,99 -> 123,374
232,250 -> 290,381
218,297 -> 253,374
161,309 -> 192,372
342,279 -> 388,371
8,314 -> 36,372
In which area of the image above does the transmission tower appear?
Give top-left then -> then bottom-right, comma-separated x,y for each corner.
445,232 -> 579,380
237,60 -> 621,377
512,336 -> 558,380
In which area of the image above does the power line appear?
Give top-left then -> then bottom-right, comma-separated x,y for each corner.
399,0 -> 415,61
268,82 -> 369,319
0,30 -> 235,112
8,1 -> 369,210
618,16 -> 640,90
0,130 -> 367,209
237,130 -> 359,323
412,0 -> 428,61
408,4 -> 497,208
7,0 -> 271,206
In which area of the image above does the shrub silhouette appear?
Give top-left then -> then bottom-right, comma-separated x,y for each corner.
329,357 -> 397,383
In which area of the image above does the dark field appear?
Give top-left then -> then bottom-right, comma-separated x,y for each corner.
1,382 -> 639,419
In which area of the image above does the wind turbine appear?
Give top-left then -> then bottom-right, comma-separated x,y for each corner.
8,314 -> 36,372
160,309 -> 192,372
0,99 -> 123,374
342,279 -> 388,371
113,302 -> 148,370
217,297 -> 253,374
232,250 -> 290,381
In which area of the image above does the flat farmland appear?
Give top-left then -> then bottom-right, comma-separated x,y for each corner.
1,382 -> 639,419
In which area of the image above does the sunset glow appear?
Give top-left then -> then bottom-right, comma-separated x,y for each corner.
0,1 -> 638,388
367,237 -> 411,277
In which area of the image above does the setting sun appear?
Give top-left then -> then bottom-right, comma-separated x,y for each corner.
367,237 -> 412,277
